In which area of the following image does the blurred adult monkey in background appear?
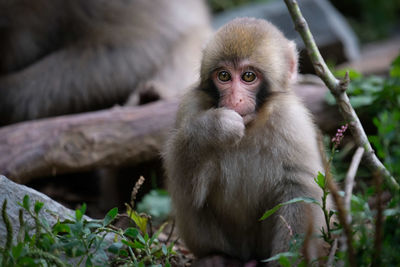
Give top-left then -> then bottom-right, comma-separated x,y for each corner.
0,0 -> 211,125
164,18 -> 329,265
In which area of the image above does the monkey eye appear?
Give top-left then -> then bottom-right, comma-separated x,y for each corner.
241,71 -> 256,82
217,71 -> 231,82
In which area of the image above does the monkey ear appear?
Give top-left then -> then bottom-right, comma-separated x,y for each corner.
287,41 -> 298,83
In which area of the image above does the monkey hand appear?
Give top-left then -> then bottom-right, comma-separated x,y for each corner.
210,108 -> 245,145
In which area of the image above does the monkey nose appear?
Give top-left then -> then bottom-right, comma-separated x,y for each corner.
235,98 -> 243,107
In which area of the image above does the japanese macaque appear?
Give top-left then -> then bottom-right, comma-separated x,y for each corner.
163,18 -> 329,265
0,0 -> 210,126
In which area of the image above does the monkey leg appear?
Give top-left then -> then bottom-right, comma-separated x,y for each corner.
266,189 -> 327,265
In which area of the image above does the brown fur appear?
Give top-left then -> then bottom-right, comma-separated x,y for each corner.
163,18 -> 329,264
0,0 -> 210,125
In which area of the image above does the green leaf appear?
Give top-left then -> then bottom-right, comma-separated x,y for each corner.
75,204 -> 86,221
298,260 -> 308,267
349,95 -> 375,108
70,220 -> 84,236
85,222 -> 102,230
279,256 -> 292,267
12,243 -> 24,258
103,207 -> 118,226
34,201 -> 44,214
260,197 -> 320,221
75,209 -> 83,222
80,203 -> 87,216
133,240 -> 146,249
121,239 -> 136,248
384,208 -> 400,217
124,227 -> 139,239
390,54 -> 400,77
17,257 -> 36,266
149,222 -> 168,246
167,242 -> 175,253
137,233 -> 146,244
162,244 -> 168,255
143,233 -> 150,243
53,222 -> 71,234
108,242 -> 124,254
262,252 -> 297,262
85,255 -> 92,267
314,172 -> 326,189
22,195 -> 30,210
119,250 -> 129,257
126,205 -> 148,234
334,68 -> 362,80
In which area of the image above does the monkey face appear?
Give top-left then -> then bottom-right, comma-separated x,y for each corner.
212,60 -> 262,120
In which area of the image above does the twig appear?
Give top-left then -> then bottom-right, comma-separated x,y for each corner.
146,214 -> 154,237
327,238 -> 338,267
326,168 -> 356,267
166,219 -> 175,243
279,215 -> 294,238
372,172 -> 383,266
344,147 -> 365,224
283,0 -> 398,190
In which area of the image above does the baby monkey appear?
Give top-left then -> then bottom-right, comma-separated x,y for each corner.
164,18 -> 328,265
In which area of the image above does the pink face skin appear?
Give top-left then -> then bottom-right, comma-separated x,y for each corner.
212,62 -> 262,123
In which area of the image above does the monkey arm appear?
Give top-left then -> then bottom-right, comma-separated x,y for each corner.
179,108 -> 245,149
174,90 -> 245,151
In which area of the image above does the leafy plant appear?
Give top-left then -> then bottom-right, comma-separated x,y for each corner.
327,55 -> 400,179
0,194 -> 175,267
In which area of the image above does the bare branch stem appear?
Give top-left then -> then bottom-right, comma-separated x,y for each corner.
344,147 -> 365,224
327,171 -> 356,267
283,0 -> 398,190
327,238 -> 338,267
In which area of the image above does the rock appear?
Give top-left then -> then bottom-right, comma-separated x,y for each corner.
212,0 -> 360,73
0,175 -> 89,246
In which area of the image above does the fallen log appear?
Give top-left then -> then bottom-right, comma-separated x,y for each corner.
0,83 -> 339,184
0,100 -> 179,183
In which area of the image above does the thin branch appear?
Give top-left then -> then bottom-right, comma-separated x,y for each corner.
166,219 -> 175,243
326,238 -> 338,267
325,166 -> 357,267
372,172 -> 383,266
344,147 -> 365,224
283,0 -> 399,190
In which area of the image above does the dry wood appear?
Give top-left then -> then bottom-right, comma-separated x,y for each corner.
0,100 -> 178,183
